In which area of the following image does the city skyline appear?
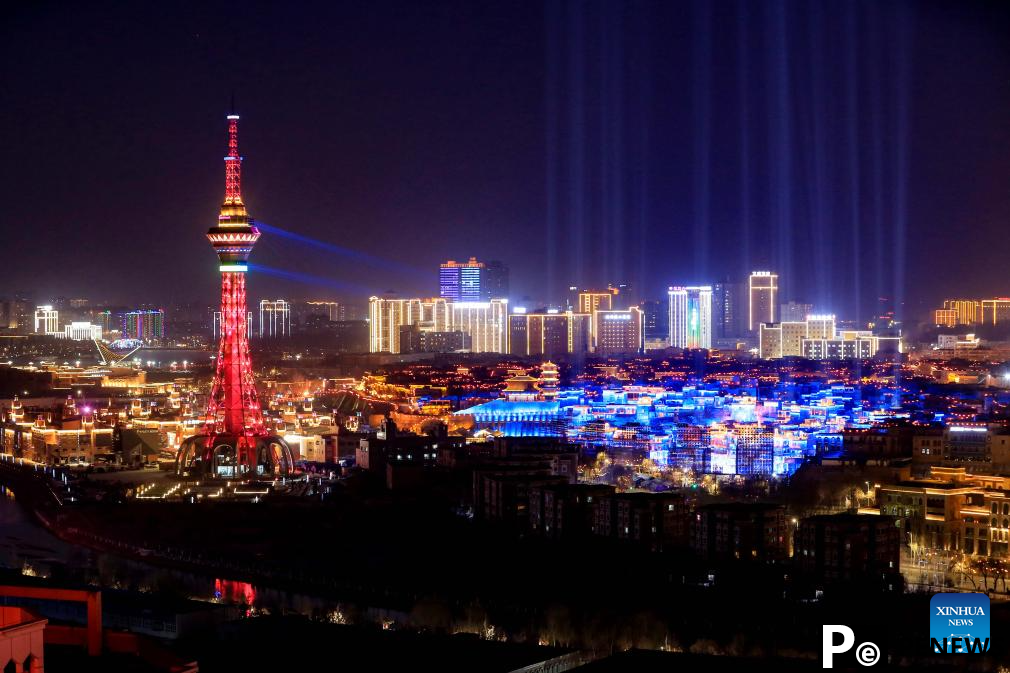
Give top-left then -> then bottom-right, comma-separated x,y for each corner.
4,3 -> 1010,669
2,2 -> 1010,317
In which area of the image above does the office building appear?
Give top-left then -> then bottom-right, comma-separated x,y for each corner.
398,324 -> 468,353
577,289 -> 616,315
94,310 -> 112,333
760,314 -> 845,359
639,299 -> 669,341
713,281 -> 746,339
509,311 -> 590,357
62,321 -> 103,341
440,257 -> 484,302
980,299 -> 1010,326
368,297 -> 451,353
259,299 -> 291,338
33,305 -> 59,335
668,286 -> 712,349
758,323 -> 783,359
592,307 -> 643,355
806,314 -> 836,339
450,300 -> 508,353
934,309 -> 958,328
748,272 -> 778,332
944,299 -> 980,325
122,309 -> 164,341
877,467 -> 1010,558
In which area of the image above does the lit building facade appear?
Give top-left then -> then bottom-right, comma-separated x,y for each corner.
259,299 -> 291,338
877,467 -> 1010,558
303,300 -> 340,322
439,257 -> 485,302
981,299 -> 1010,326
577,289 -> 616,315
758,314 -> 891,360
509,311 -> 590,357
668,286 -> 712,349
806,314 -> 836,340
758,323 -> 784,359
368,297 -> 504,353
944,299 -> 980,325
734,424 -> 774,476
748,272 -> 777,332
368,297 -> 452,353
934,309 -> 958,327
593,307 -> 643,355
450,300 -> 508,353
33,306 -> 59,335
122,310 -> 164,341
62,321 -> 102,341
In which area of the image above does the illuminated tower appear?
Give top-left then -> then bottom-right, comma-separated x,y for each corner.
177,115 -> 293,480
748,271 -> 778,332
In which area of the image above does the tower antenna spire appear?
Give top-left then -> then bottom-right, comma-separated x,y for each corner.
223,112 -> 243,206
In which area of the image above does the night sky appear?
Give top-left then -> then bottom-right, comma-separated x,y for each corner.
2,1 -> 1009,321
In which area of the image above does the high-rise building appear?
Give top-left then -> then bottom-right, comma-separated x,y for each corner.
368,297 -> 452,353
93,310 -> 112,333
304,300 -> 341,322
668,286 -> 712,349
712,281 -> 746,340
398,324 -> 468,353
748,272 -> 778,332
934,309 -> 958,328
33,305 -> 59,335
483,261 -> 509,301
509,311 -> 591,357
440,257 -> 485,302
122,309 -> 165,341
259,299 -> 291,338
980,299 -> 1010,326
592,307 -> 643,355
638,300 -> 669,341
450,300 -> 508,353
779,301 -> 813,323
175,113 -> 294,481
577,289 -> 615,315
944,299 -> 980,326
758,323 -> 783,359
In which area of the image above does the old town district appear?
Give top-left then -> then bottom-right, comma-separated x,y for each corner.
2,352 -> 1010,597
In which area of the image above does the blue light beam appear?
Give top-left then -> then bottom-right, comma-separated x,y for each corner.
254,222 -> 428,280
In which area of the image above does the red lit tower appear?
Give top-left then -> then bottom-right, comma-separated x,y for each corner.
176,115 -> 293,480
